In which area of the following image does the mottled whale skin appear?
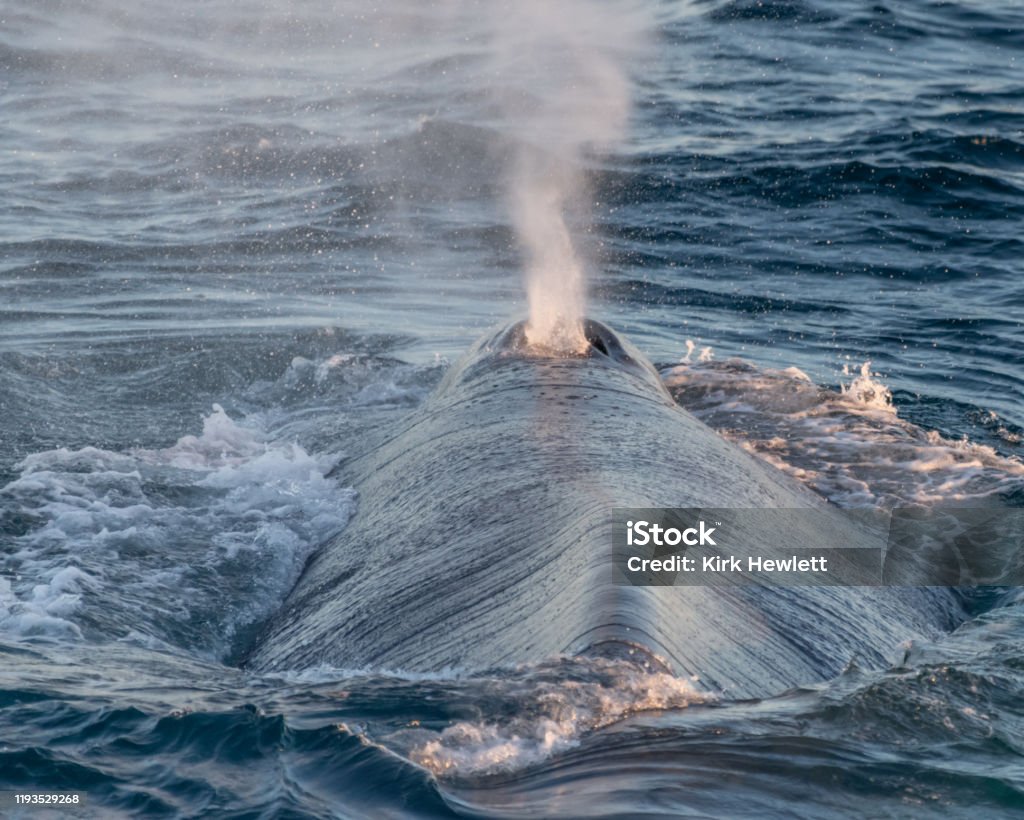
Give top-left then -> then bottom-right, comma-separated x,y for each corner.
246,319 -> 961,697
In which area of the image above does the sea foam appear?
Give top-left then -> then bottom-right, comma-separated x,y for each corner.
0,405 -> 354,657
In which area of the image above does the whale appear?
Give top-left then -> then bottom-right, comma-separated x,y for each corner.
245,319 -> 963,697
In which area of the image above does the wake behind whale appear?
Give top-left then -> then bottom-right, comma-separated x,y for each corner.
245,319 -> 963,697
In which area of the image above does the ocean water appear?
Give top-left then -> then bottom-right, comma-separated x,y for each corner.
2,0 -> 1024,816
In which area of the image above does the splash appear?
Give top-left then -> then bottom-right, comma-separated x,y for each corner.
403,656 -> 711,776
0,405 -> 353,654
840,361 -> 894,412
663,357 -> 1024,508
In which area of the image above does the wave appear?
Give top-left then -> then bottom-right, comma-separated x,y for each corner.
4,597 -> 1024,817
704,0 -> 838,25
0,405 -> 353,658
663,355 -> 1024,507
401,657 -> 710,777
597,278 -> 845,315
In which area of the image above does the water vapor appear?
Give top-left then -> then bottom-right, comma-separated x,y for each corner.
477,0 -> 646,352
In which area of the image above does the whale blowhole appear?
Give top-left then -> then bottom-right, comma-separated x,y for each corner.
493,318 -> 628,363
587,330 -> 609,357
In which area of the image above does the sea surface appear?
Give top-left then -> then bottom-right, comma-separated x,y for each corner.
2,0 -> 1024,816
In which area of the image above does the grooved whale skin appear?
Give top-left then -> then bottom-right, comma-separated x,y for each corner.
245,320 -> 961,697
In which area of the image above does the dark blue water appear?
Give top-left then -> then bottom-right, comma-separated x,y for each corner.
2,0 -> 1023,816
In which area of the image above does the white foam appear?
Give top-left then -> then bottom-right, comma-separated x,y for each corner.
0,405 -> 354,654
840,361 -> 894,412
254,657 -> 711,777
405,658 -> 711,776
663,357 -> 1024,508
0,570 -> 88,639
150,403 -> 269,469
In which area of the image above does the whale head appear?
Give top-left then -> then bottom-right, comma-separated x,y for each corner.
433,317 -> 673,409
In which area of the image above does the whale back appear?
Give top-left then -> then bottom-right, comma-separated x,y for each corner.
245,321 -> 961,696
